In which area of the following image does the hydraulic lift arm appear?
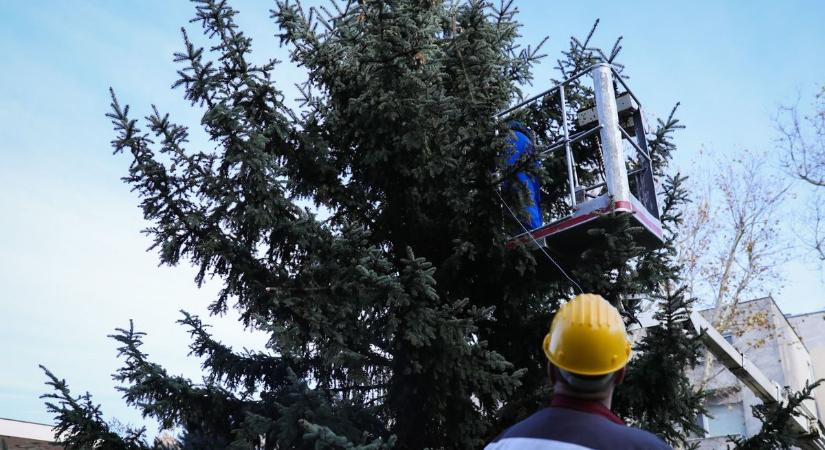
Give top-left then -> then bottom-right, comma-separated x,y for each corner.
688,311 -> 825,450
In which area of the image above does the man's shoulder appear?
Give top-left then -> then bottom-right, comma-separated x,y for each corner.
486,408 -> 672,450
485,437 -> 594,449
616,425 -> 673,449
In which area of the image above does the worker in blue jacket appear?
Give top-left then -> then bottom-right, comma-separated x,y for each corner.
486,294 -> 673,450
504,121 -> 542,231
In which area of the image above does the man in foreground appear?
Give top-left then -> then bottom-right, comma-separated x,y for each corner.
486,294 -> 673,449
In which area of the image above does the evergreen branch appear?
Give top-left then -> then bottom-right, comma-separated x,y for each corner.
109,321 -> 246,431
40,366 -> 153,450
728,379 -> 825,450
299,419 -> 396,449
179,310 -> 299,395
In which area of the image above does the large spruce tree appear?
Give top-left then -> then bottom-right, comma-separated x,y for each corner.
42,1 -> 705,448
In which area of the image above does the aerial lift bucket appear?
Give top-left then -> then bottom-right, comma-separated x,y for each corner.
502,63 -> 664,263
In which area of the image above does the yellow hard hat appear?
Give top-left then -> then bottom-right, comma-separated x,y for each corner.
542,293 -> 632,376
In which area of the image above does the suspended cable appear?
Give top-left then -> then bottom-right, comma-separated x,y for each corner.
495,190 -> 584,294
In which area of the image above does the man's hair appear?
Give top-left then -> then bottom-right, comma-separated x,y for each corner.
558,368 -> 617,394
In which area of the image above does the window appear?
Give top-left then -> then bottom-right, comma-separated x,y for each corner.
699,403 -> 747,437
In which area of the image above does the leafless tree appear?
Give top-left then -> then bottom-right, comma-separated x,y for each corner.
777,86 -> 825,260
676,151 -> 790,388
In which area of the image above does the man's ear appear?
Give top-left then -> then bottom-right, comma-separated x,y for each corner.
614,367 -> 626,385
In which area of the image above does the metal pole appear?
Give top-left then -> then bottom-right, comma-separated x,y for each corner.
497,65 -> 599,119
559,85 -> 577,207
610,66 -> 643,112
539,126 -> 601,156
591,63 -> 631,207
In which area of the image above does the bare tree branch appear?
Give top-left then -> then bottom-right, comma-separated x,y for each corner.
676,152 -> 790,389
777,86 -> 825,260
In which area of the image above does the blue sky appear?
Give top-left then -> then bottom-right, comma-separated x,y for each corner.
1,0 -> 824,431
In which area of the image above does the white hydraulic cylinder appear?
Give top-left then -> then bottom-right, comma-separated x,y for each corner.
591,64 -> 631,209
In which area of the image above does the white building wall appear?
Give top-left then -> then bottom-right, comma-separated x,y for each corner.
788,311 -> 825,420
689,297 -> 823,449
